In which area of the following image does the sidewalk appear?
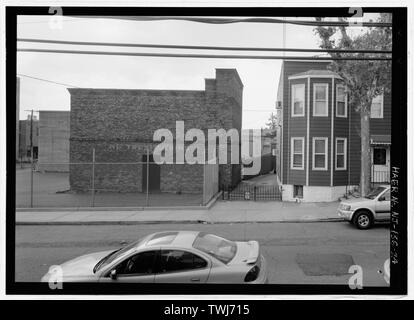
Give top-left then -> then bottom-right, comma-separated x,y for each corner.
16,200 -> 343,225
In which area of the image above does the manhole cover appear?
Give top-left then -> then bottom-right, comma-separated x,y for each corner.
296,253 -> 355,276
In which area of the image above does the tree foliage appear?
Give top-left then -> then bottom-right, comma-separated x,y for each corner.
314,13 -> 392,113
265,112 -> 278,133
314,13 -> 392,195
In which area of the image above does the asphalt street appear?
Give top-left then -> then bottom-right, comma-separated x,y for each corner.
15,221 -> 390,286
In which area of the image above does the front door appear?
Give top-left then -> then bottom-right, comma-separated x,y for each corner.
142,154 -> 160,192
372,147 -> 390,183
100,250 -> 158,283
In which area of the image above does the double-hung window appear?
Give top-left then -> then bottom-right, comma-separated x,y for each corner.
291,137 -> 304,170
291,84 -> 305,117
335,138 -> 347,170
371,94 -> 384,118
313,83 -> 328,116
336,85 -> 347,117
312,137 -> 328,170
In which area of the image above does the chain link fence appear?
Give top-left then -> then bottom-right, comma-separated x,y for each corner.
16,150 -> 219,209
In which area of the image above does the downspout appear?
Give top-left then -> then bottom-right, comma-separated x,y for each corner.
347,85 -> 351,196
306,76 -> 310,187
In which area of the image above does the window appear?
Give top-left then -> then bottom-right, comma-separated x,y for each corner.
312,137 -> 328,170
373,148 -> 386,165
293,185 -> 303,198
146,232 -> 177,246
116,251 -> 157,275
382,190 -> 390,201
336,85 -> 347,117
193,232 -> 237,264
291,84 -> 305,117
291,137 -> 305,170
371,94 -> 384,118
365,186 -> 386,199
335,138 -> 347,170
157,250 -> 207,273
313,83 -> 328,116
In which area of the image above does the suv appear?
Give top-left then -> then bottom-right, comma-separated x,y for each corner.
337,185 -> 391,229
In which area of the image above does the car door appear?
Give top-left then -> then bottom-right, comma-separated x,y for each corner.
375,189 -> 391,221
154,249 -> 211,283
100,250 -> 158,283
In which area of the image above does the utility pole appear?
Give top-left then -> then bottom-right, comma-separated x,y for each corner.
25,109 -> 38,208
29,109 -> 34,208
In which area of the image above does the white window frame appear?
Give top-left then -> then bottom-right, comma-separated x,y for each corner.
335,138 -> 347,170
313,83 -> 329,117
335,85 -> 348,118
312,137 -> 328,171
291,84 -> 305,117
370,94 -> 384,119
291,137 -> 305,170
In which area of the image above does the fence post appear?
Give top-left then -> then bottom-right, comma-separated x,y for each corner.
254,186 -> 257,201
30,156 -> 34,208
145,147 -> 150,207
202,161 -> 206,205
91,148 -> 95,207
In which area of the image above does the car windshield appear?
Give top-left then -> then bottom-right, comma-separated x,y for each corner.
365,187 -> 386,200
192,232 -> 237,264
93,239 -> 143,273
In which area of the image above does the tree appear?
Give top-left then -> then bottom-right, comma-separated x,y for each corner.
265,112 -> 278,134
314,13 -> 392,196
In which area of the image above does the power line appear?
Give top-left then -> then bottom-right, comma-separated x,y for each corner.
17,73 -> 80,88
17,18 -> 82,25
17,48 -> 391,61
17,38 -> 392,54
70,16 -> 392,28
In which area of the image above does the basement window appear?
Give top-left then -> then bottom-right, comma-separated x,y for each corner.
293,185 -> 303,198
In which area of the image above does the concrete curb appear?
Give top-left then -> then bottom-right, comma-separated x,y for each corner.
16,217 -> 345,226
16,192 -> 222,213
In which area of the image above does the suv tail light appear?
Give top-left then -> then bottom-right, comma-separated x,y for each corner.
244,265 -> 260,282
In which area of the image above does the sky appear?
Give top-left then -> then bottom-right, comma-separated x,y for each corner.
16,15 -> 372,128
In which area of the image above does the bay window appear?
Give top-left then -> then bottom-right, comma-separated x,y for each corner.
336,85 -> 347,117
312,137 -> 328,170
313,83 -> 328,116
291,137 -> 304,170
292,84 -> 305,117
335,138 -> 347,170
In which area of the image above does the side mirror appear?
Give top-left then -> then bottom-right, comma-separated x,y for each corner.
110,269 -> 117,280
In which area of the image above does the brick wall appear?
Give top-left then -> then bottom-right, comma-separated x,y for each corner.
38,111 -> 70,172
68,69 -> 243,193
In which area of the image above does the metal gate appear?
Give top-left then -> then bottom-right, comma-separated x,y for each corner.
221,183 -> 281,201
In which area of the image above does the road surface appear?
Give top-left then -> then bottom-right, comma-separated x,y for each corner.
15,221 -> 389,286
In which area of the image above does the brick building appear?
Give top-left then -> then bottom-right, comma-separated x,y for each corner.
38,111 -> 70,172
18,115 -> 39,162
68,69 -> 243,194
16,77 -> 20,161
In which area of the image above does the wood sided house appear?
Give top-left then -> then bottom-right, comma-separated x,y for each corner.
275,60 -> 391,202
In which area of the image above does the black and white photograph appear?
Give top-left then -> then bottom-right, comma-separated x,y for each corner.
1,2 -> 410,303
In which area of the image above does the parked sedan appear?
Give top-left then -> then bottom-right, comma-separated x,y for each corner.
337,185 -> 390,229
41,231 -> 268,284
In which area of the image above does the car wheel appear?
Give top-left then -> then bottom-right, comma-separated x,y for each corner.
353,211 -> 373,229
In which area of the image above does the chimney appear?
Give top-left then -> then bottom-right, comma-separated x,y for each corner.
215,69 -> 243,107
